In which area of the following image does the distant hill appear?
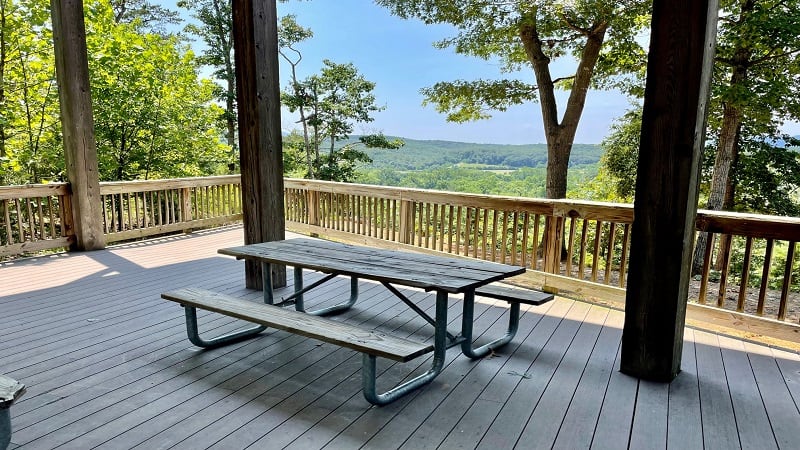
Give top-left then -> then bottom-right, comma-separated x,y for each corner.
355,136 -> 603,171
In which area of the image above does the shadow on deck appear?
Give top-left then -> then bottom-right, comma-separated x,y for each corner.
1,226 -> 799,449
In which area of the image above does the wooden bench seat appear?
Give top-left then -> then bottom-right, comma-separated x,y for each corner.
475,283 -> 554,306
162,287 -> 438,405
162,287 -> 432,362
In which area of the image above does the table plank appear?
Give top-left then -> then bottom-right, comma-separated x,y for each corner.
219,238 -> 524,293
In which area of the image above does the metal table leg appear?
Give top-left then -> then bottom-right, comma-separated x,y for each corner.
263,263 -> 358,316
362,290 -> 448,405
460,290 -> 519,359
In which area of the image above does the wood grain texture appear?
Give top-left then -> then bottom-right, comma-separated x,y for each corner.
162,287 -> 433,362
50,0 -> 105,251
232,0 -> 286,290
474,283 -> 554,305
4,226 -> 800,449
219,238 -> 525,293
621,0 -> 719,380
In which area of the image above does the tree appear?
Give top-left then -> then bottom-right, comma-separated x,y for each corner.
0,0 -> 62,184
282,59 -> 403,181
110,0 -> 180,35
278,14 -> 314,176
177,0 -> 237,170
375,0 -> 650,199
690,0 -> 800,273
86,0 -> 229,181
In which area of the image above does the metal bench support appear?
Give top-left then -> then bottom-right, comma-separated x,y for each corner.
460,290 -> 521,359
183,306 -> 267,348
362,291 -> 448,405
262,263 -> 358,316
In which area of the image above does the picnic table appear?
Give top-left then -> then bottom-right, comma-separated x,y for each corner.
163,238 -> 553,405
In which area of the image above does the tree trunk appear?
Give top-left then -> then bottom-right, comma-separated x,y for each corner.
690,31 -> 751,274
519,16 -> 607,200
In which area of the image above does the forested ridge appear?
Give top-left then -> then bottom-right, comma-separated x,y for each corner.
355,137 -> 602,171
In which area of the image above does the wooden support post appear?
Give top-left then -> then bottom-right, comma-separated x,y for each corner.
232,0 -> 286,289
399,199 -> 414,245
50,0 -> 105,251
307,190 -> 320,226
621,0 -> 718,381
543,216 -> 563,274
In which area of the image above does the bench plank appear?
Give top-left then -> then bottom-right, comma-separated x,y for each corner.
162,288 -> 433,362
475,284 -> 554,306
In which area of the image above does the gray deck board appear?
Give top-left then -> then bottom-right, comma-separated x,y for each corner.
666,329 -> 704,449
1,225 -> 798,449
695,330 -> 741,449
551,308 -> 624,450
476,301 -> 592,449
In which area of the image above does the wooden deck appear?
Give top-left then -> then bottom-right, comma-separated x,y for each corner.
2,226 -> 799,449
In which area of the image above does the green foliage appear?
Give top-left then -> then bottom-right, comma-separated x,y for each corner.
110,0 -> 181,35
282,58 -> 397,181
1,0 -> 229,184
87,0 -> 229,181
592,108 -> 641,201
421,79 -> 536,123
733,136 -> 800,216
375,0 -> 650,199
357,155 -> 598,199
1,0 -> 63,184
710,0 -> 800,136
359,137 -> 602,171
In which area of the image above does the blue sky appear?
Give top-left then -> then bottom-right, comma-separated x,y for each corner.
274,0 -> 630,144
170,0 -> 800,145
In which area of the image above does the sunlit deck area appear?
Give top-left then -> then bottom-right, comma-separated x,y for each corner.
2,226 -> 799,449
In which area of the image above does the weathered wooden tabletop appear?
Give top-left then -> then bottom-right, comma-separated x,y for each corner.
219,238 -> 525,294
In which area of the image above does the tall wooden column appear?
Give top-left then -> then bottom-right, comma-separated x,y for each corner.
231,0 -> 286,289
51,0 -> 105,251
620,0 -> 718,381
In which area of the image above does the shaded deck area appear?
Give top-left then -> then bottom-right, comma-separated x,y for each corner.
2,226 -> 799,449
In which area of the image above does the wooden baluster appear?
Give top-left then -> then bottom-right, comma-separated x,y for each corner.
432,203 -> 438,248
605,223 -> 617,284
481,208 -> 488,260
500,211 -> 509,263
110,194 -> 118,232
736,237 -> 753,312
47,197 -> 56,239
578,219 -> 588,280
532,214 -> 542,271
566,217 -> 577,277
3,200 -> 13,244
475,208 -> 484,259
455,206 -> 463,255
490,210 -> 499,262
757,239 -> 774,315
715,234 -> 733,308
521,212 -> 530,268
447,205 -> 455,253
778,241 -> 795,321
510,211 -> 519,266
619,224 -> 631,288
697,232 -> 716,305
36,197 -> 45,239
591,221 -> 603,282
24,198 -> 34,240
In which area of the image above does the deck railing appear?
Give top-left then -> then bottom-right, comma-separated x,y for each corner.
0,183 -> 73,257
2,176 -> 798,345
285,179 -> 800,342
99,175 -> 242,243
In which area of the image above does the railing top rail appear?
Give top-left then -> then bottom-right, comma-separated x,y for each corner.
99,175 -> 242,194
696,209 -> 800,241
0,183 -> 70,200
284,178 -> 635,220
